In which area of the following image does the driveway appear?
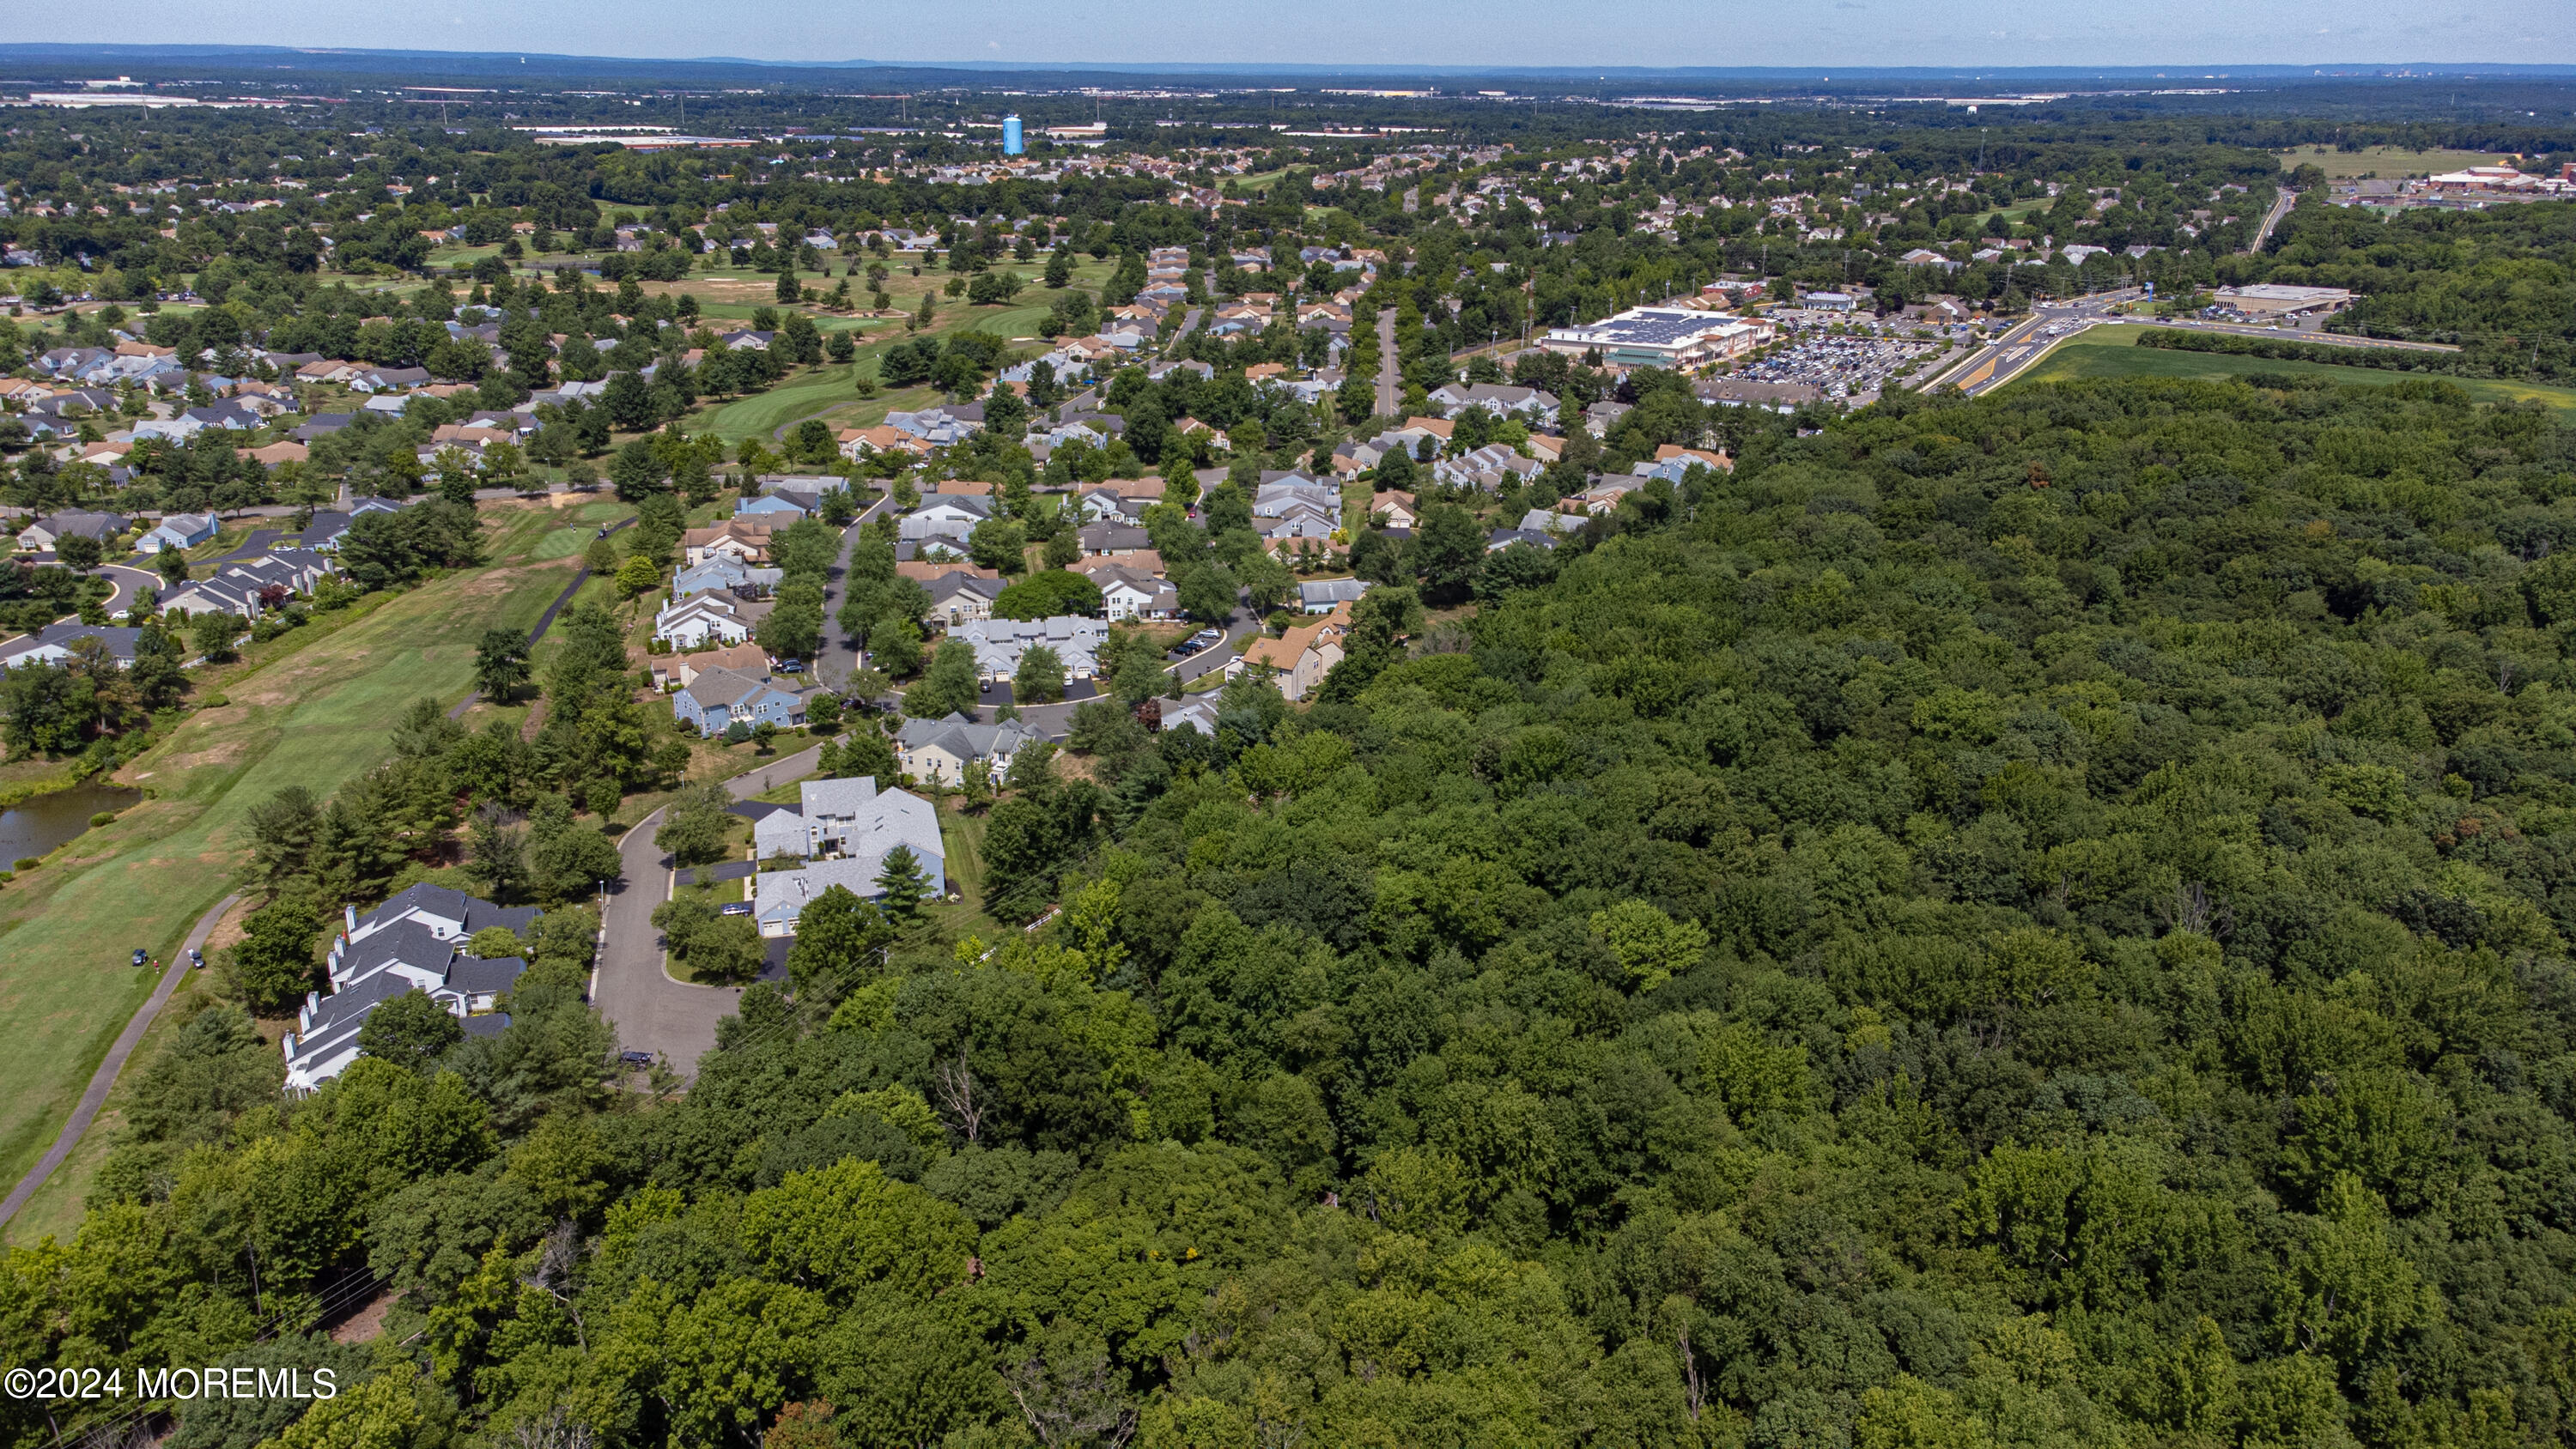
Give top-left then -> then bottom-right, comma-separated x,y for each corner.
592,742 -> 826,1077
206,529 -> 283,565
94,564 -> 161,619
813,489 -> 897,691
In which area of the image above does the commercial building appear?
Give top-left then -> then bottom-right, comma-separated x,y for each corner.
1539,307 -> 1773,371
2212,284 -> 2354,318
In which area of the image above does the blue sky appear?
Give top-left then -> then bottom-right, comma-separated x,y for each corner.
46,0 -> 2576,69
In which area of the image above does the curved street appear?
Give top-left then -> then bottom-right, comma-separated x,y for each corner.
592,743 -> 824,1078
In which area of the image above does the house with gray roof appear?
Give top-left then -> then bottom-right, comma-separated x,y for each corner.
750,773 -> 944,870
17,510 -> 129,552
752,850 -> 947,937
0,622 -> 147,671
949,615 -> 1108,680
1298,578 -> 1370,613
137,513 -> 218,555
896,712 -> 1042,786
161,549 -> 334,621
673,666 -> 806,734
285,885 -> 539,1093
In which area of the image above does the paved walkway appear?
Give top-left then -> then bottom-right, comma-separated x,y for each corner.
445,517 -> 636,720
0,893 -> 239,1228
593,743 -> 824,1077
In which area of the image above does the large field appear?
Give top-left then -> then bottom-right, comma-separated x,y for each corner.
2007,330 -> 2576,414
2275,144 -> 2518,179
0,507 -> 606,1238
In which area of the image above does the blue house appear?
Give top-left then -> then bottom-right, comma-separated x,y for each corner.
734,494 -> 808,521
137,512 -> 218,554
673,666 -> 805,734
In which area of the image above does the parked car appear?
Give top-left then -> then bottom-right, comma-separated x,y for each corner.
188,948 -> 204,969
131,948 -> 149,967
775,658 -> 805,674
619,1049 -> 655,1068
719,901 -> 752,917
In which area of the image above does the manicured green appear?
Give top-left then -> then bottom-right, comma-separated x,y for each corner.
2008,329 -> 2576,413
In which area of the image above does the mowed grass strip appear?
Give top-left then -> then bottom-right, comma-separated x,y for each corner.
2008,330 -> 2576,414
0,551 -> 582,1198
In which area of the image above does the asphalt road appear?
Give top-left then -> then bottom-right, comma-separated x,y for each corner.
207,529 -> 285,565
593,742 -> 826,1078
0,893 -> 238,1228
2249,188 -> 2299,253
1927,291 -> 2139,396
815,489 -> 898,692
1374,308 -> 1400,419
93,564 -> 160,619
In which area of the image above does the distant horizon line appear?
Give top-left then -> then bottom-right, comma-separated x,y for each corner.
2,43 -> 2573,79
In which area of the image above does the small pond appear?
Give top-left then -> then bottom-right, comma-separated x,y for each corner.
0,782 -> 143,864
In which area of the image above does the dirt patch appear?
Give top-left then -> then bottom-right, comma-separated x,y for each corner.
329,1288 -> 398,1344
157,740 -> 252,773
201,895 -> 258,955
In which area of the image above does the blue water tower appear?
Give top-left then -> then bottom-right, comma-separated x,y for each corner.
1003,114 -> 1024,155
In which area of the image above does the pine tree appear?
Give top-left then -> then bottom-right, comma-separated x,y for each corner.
875,843 -> 931,918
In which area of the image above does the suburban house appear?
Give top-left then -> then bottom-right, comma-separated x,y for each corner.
734,494 -> 808,522
350,366 -> 432,393
884,403 -> 984,446
673,555 -> 783,600
655,591 -> 766,649
896,712 -> 1042,785
683,518 -> 777,567
0,622 -> 147,670
752,849 -> 948,937
899,495 -> 995,544
749,774 -> 943,867
1077,522 -> 1156,558
950,616 -> 1109,680
673,666 -> 806,734
1365,492 -> 1420,530
838,424 -> 929,460
652,640 -> 768,692
161,549 -> 335,620
1434,444 -> 1544,492
1226,603 -> 1352,702
1087,563 -> 1180,621
297,498 -> 403,553
17,510 -> 128,552
1486,527 -> 1565,553
1427,381 -> 1560,424
137,512 -> 218,554
1570,476 -> 1648,515
926,570 -> 1006,625
282,885 -> 538,1093
1631,444 -> 1733,482
1299,578 -> 1370,613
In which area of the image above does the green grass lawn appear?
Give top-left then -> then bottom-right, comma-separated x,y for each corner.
936,805 -> 987,915
2007,330 -> 2576,415
2276,144 -> 2514,179
0,544 -> 586,1236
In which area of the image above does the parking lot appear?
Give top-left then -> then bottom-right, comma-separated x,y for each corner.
1735,334 -> 1942,400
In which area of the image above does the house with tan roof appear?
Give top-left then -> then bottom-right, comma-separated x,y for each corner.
683,518 -> 777,567
838,425 -> 927,460
1226,603 -> 1352,702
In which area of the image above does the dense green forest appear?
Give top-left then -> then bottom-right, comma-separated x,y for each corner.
2262,199 -> 2576,382
9,368 -> 2576,1449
